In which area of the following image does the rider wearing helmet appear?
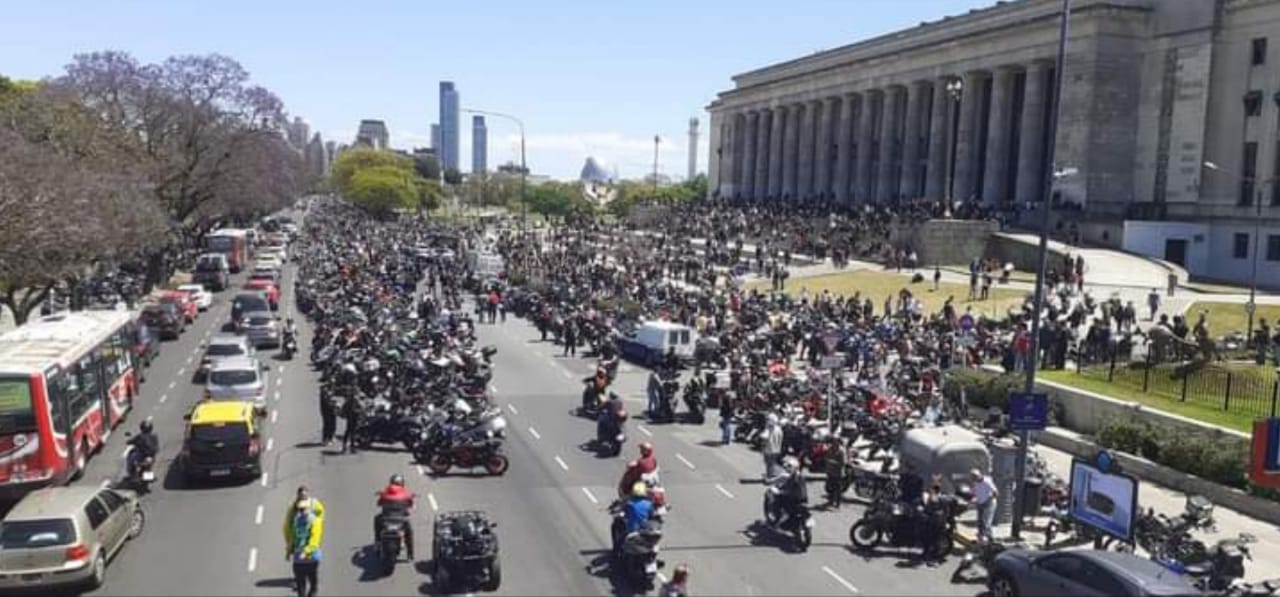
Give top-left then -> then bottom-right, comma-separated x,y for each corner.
613,480 -> 655,557
374,474 -> 416,558
767,456 -> 808,527
126,420 -> 159,476
616,443 -> 659,499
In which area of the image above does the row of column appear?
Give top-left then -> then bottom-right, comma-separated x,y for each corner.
715,60 -> 1054,207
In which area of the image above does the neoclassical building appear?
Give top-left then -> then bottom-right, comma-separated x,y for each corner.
707,0 -> 1280,285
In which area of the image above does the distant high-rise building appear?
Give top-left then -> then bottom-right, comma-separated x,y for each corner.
471,116 -> 487,175
355,119 -> 389,150
287,117 -> 310,152
305,133 -> 328,178
324,141 -> 337,171
431,124 -> 441,151
687,117 -> 699,182
439,82 -> 460,171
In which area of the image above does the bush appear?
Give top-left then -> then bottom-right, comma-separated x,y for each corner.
1095,420 -> 1260,496
943,368 -> 1022,411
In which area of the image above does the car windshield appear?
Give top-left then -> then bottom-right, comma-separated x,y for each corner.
234,297 -> 268,311
247,315 -> 273,326
0,518 -> 76,549
209,369 -> 257,386
0,377 -> 36,434
190,423 -> 250,444
206,344 -> 246,357
196,258 -> 223,272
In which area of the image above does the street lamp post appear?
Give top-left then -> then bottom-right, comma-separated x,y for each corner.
653,135 -> 661,194
463,108 -> 526,231
945,78 -> 964,208
1203,160 -> 1272,342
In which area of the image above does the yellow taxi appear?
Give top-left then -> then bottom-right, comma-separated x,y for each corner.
180,400 -> 263,482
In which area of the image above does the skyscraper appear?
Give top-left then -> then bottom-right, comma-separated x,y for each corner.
438,81 -> 460,171
287,116 -> 310,153
431,124 -> 441,152
471,115 -> 487,175
305,133 -> 328,178
355,119 -> 389,150
687,117 -> 699,182
324,141 -> 337,171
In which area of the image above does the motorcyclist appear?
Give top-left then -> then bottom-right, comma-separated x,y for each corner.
597,392 -> 627,446
765,456 -> 807,527
374,474 -> 416,559
617,443 -> 659,499
126,420 -> 159,477
613,481 -> 655,555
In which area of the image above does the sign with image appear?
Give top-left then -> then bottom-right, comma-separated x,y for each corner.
1068,457 -> 1139,542
1007,392 -> 1048,431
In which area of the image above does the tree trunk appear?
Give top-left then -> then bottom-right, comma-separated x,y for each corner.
3,285 -> 54,327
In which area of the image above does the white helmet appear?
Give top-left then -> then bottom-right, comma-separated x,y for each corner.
782,456 -> 800,472
766,413 -> 780,426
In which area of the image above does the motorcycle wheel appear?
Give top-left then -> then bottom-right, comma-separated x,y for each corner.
849,520 -> 882,549
434,564 -> 451,592
482,559 -> 502,592
796,525 -> 812,552
932,533 -> 954,559
427,453 -> 452,476
484,454 -> 510,476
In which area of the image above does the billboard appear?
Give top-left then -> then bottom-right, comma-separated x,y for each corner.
1068,458 -> 1139,542
1250,418 -> 1280,489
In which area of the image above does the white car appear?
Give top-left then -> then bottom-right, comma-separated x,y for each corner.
254,254 -> 284,270
176,284 -> 214,311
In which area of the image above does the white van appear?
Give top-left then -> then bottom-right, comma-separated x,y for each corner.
616,320 -> 698,367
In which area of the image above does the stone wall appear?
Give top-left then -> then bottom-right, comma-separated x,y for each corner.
985,231 -> 1072,271
890,219 -> 1001,266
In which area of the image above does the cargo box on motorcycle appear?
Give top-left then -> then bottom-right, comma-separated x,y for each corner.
432,511 -> 500,592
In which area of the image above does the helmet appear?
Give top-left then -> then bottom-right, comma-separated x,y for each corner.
139,420 -> 153,433
639,442 -> 654,457
631,482 -> 648,498
766,413 -> 780,426
782,456 -> 800,472
389,474 -> 404,487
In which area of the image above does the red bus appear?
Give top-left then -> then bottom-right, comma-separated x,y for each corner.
207,228 -> 250,273
0,310 -> 140,499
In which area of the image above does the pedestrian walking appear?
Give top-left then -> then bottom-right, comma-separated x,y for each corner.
718,387 -> 734,446
341,393 -> 362,454
762,414 -> 783,478
932,266 -> 941,292
319,389 -> 337,446
284,486 -> 325,597
971,468 -> 997,542
1147,288 -> 1161,321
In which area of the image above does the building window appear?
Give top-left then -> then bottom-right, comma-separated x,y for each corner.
1253,37 -> 1268,66
1244,91 -> 1263,116
1233,232 -> 1250,259
1268,235 -> 1280,261
1241,142 -> 1258,206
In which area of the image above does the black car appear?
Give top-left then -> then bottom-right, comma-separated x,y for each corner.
230,292 -> 271,327
141,303 -> 185,340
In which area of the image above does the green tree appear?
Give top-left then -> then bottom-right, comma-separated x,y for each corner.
413,152 -> 440,181
347,165 -> 420,216
330,147 -> 414,196
443,167 -> 463,186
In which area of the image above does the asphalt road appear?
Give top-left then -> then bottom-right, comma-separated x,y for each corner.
58,233 -> 981,596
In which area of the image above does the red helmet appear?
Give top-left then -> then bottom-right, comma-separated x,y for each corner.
639,442 -> 654,457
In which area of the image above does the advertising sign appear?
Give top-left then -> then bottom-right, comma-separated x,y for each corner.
1249,418 -> 1280,489
1007,392 -> 1048,431
1068,458 -> 1139,542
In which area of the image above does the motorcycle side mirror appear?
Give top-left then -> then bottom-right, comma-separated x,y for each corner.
182,413 -> 192,421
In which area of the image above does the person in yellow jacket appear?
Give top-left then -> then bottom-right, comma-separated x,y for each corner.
284,485 -> 325,597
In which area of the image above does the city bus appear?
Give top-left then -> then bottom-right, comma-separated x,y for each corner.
0,310 -> 140,499
206,228 -> 250,273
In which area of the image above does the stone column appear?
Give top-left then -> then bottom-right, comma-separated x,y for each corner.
835,93 -> 857,204
814,97 -> 837,201
725,114 -> 742,198
754,109 -> 772,200
781,103 -> 801,201
877,86 -> 903,202
768,105 -> 786,199
899,81 -> 925,199
924,79 -> 949,200
855,90 -> 879,203
982,68 -> 1015,206
952,71 -> 984,203
707,110 -> 723,196
797,101 -> 817,199
741,111 -> 759,200
1016,62 -> 1049,204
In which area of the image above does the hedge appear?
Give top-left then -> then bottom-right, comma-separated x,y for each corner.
943,368 -> 1023,411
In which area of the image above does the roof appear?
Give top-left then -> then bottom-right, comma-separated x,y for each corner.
639,320 -> 692,331
0,310 -> 136,376
190,400 -> 255,425
5,485 -> 103,520
209,356 -> 260,372
207,335 -> 250,347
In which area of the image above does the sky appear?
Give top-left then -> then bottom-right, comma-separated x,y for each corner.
0,0 -> 994,181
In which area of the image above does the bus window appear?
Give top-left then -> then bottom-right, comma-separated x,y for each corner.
59,359 -> 96,424
45,374 -> 70,434
0,377 -> 36,434
100,332 -> 129,377
680,330 -> 691,344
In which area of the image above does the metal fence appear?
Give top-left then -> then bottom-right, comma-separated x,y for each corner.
1073,352 -> 1280,419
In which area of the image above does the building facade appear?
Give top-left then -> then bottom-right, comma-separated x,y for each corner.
439,81 -> 460,171
355,119 -> 389,150
431,123 -> 441,152
304,133 -> 328,179
707,0 -> 1280,285
472,115 -> 488,174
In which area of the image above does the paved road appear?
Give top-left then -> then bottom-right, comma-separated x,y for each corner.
58,235 -> 975,596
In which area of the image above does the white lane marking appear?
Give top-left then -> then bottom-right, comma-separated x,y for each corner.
121,447 -> 130,457
581,487 -> 599,504
261,472 -> 269,487
275,377 -> 282,387
657,571 -> 669,583
416,465 -> 425,476
266,438 -> 274,452
506,403 -> 518,415
159,394 -> 168,404
427,493 -> 439,511
554,455 -> 569,471
822,566 -> 860,594
637,424 -> 653,437
185,356 -> 193,365
270,409 -> 278,423
254,505 -> 264,525
168,381 -> 176,390
528,427 -> 541,440
177,367 -> 185,376
247,547 -> 258,572
676,453 -> 696,470
274,390 -> 281,402
489,383 -> 499,394
277,365 -> 284,373
715,483 -> 736,499
146,415 -> 153,422
560,368 -> 573,379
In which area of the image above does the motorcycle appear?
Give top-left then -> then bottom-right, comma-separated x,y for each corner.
648,377 -> 679,424
951,540 -> 1010,583
578,379 -> 604,419
417,414 -> 509,476
762,485 -> 813,552
120,439 -> 156,495
682,382 -> 706,425
597,410 -> 628,457
375,512 -> 409,572
282,332 -> 297,360
609,501 -> 665,591
849,497 -> 963,558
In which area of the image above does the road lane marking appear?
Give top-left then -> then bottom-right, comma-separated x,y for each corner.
528,427 -> 541,440
427,493 -> 439,511
254,505 -> 264,525
274,390 -> 281,402
561,369 -> 573,379
159,394 -> 168,404
581,487 -> 599,504
506,403 -> 518,415
247,547 -> 258,572
676,453 -> 696,470
658,571 -> 668,584
261,472 -> 269,487
177,367 -> 185,376
277,365 -> 284,373
417,465 -> 425,476
266,438 -> 274,452
146,415 -> 153,422
275,377 -> 282,387
637,424 -> 653,437
822,566 -> 859,594
185,356 -> 193,365
715,484 -> 736,499
554,455 -> 569,471
489,383 -> 499,394
168,381 -> 175,390
270,410 -> 278,423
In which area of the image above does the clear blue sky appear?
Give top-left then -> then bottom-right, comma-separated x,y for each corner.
1,0 -> 992,180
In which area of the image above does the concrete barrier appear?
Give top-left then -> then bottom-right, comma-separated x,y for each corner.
890,219 -> 999,267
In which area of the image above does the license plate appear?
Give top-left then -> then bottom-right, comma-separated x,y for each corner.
141,471 -> 156,482
21,573 -> 43,582
209,469 -> 231,477
645,562 -> 657,573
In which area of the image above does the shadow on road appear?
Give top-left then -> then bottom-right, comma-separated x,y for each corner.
350,544 -> 388,582
254,577 -> 294,590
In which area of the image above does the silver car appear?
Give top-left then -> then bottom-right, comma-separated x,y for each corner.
198,335 -> 254,381
204,356 -> 268,406
240,310 -> 281,348
0,486 -> 144,591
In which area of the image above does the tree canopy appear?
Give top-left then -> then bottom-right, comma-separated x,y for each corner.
329,147 -> 441,216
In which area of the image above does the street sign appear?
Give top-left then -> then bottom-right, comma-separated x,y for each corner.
820,355 -> 844,370
1007,392 -> 1049,431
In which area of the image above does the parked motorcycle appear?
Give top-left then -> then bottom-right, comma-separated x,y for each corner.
762,485 -> 813,552
849,497 -> 963,558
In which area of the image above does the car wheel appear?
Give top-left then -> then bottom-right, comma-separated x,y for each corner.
71,440 -> 89,481
989,573 -> 1018,597
84,551 -> 106,590
128,507 -> 146,539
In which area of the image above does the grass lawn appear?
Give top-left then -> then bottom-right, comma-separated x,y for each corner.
1187,301 -> 1280,336
745,269 -> 1029,319
1040,365 -> 1272,433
